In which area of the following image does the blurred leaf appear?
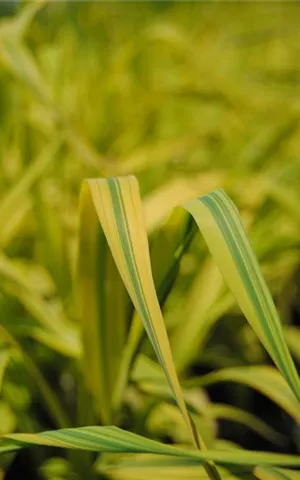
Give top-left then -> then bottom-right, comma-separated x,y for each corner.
0,141 -> 61,248
147,402 -> 216,448
255,467 -> 300,480
171,259 -> 229,372
144,173 -> 224,233
240,116 -> 300,169
0,327 -> 70,429
0,351 -> 9,395
25,327 -> 80,358
186,366 -> 300,424
0,1 -> 46,40
284,327 -> 300,362
207,404 -> 285,446
0,1 -> 50,102
96,454 -> 255,480
33,185 -> 73,302
119,135 -> 207,175
0,401 -> 17,434
0,255 -> 77,347
0,37 -> 51,104
133,357 -> 284,446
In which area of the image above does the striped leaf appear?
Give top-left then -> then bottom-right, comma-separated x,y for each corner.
113,206 -> 195,412
81,177 -> 300,439
78,183 -> 128,424
183,189 -> 300,403
1,426 -> 300,467
83,178 -> 202,448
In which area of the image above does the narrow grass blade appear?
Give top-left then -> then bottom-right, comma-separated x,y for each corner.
183,189 -> 300,403
1,426 -> 300,467
78,183 -> 128,424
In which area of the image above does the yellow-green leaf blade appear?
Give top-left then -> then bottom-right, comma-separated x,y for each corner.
78,183 -> 128,424
85,177 -> 200,447
2,427 -> 300,467
183,190 -> 300,403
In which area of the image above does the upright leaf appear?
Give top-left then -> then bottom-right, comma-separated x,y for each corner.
78,184 -> 128,425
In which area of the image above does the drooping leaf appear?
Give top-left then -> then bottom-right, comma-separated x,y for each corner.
182,189 -> 300,403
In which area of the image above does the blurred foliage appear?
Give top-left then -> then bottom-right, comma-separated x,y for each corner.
0,1 -> 300,479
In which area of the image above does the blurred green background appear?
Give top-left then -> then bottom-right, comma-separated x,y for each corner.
1,1 -> 300,479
